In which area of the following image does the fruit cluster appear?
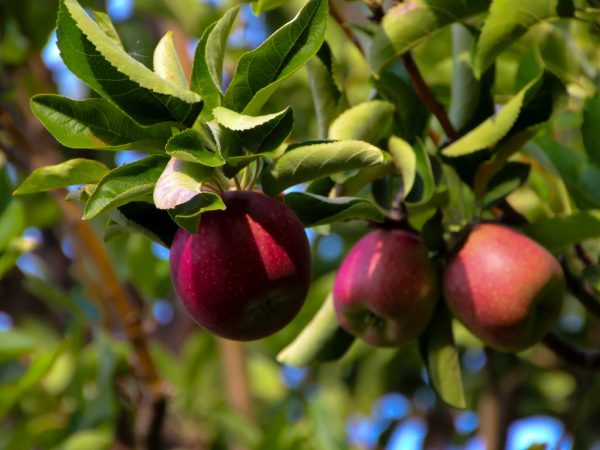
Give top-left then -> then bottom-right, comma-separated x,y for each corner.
169,189 -> 565,353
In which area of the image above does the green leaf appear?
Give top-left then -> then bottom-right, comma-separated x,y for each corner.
60,430 -> 112,450
536,136 -> 600,210
307,42 -> 347,139
13,159 -> 109,195
169,192 -> 225,233
0,342 -> 66,419
261,140 -> 386,195
223,0 -> 328,114
0,200 -> 25,252
277,294 -> 354,366
91,10 -> 124,49
154,31 -> 188,89
523,212 -> 600,254
328,100 -> 395,144
474,0 -> 574,77
110,202 -> 178,248
369,0 -> 491,73
191,23 -> 221,120
0,330 -> 36,364
449,24 -> 496,134
205,6 -> 239,95
252,0 -> 288,14
57,0 -> 202,125
582,90 -> 600,166
165,129 -> 225,167
389,136 -> 417,198
153,156 -> 214,210
374,67 -> 430,143
419,303 -> 466,409
443,75 -> 550,157
405,141 -> 435,206
482,161 -> 531,208
83,155 -> 168,219
31,95 -> 174,152
213,106 -> 293,153
284,192 -> 384,227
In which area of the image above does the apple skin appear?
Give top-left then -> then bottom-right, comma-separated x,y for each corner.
333,229 -> 440,347
443,223 -> 565,352
169,190 -> 311,341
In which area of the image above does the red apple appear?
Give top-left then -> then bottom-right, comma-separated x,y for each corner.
443,223 -> 565,352
333,229 -> 440,347
169,190 -> 311,340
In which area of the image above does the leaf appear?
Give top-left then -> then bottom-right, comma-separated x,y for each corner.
537,136 -> 600,210
474,0 -> 575,77
13,159 -> 109,195
252,0 -> 288,14
284,192 -> 384,227
442,74 -> 550,157
31,95 -> 174,152
449,24 -> 496,134
0,342 -> 66,419
57,0 -> 202,125
60,430 -> 112,450
307,42 -> 347,139
153,157 -> 215,210
374,66 -> 430,143
369,0 -> 491,73
110,202 -> 178,248
205,6 -> 240,95
328,100 -> 395,144
389,136 -> 417,198
277,294 -> 354,366
419,303 -> 466,409
83,155 -> 168,219
165,129 -> 225,167
223,0 -> 328,114
482,161 -> 531,208
191,23 -> 221,120
261,140 -> 386,195
582,90 -> 600,166
213,106 -> 293,153
523,212 -> 600,254
169,192 -> 225,233
154,31 -> 188,89
0,200 -> 25,252
0,330 -> 36,364
91,10 -> 123,49
405,141 -> 435,206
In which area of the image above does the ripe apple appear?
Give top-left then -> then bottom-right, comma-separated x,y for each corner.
333,229 -> 440,347
169,190 -> 311,341
443,223 -> 565,352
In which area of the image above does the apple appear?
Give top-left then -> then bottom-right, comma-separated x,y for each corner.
333,229 -> 440,347
169,190 -> 311,341
443,223 -> 565,352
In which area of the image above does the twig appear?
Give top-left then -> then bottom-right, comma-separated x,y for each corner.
561,261 -> 600,320
329,2 -> 365,56
543,332 -> 600,370
401,53 -> 460,141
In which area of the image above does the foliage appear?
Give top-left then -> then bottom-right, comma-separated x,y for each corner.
2,0 -> 600,449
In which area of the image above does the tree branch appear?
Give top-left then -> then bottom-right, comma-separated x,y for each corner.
329,2 -> 365,56
401,53 -> 459,141
543,332 -> 600,370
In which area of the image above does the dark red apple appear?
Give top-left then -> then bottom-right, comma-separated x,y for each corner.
333,229 -> 439,347
443,223 -> 565,352
169,190 -> 311,341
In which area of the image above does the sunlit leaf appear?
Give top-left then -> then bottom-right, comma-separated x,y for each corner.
328,100 -> 395,145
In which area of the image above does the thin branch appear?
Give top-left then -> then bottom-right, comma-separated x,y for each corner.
543,332 -> 600,370
561,260 -> 600,319
329,2 -> 365,56
401,53 -> 460,141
